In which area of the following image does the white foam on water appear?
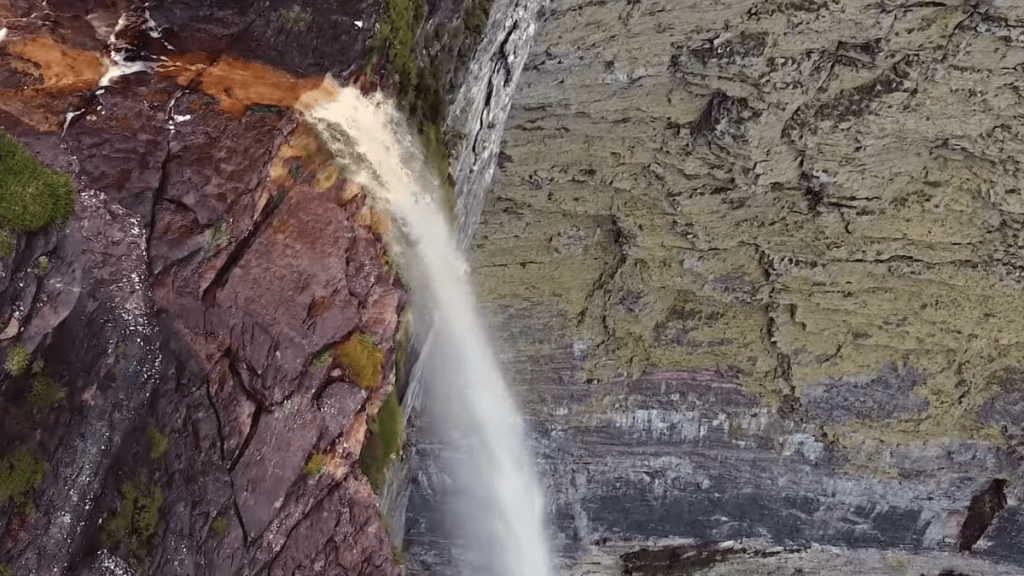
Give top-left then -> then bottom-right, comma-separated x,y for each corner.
299,79 -> 555,576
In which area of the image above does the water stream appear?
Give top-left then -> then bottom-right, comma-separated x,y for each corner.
298,80 -> 555,576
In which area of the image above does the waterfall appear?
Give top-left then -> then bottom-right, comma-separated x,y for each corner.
298,81 -> 555,576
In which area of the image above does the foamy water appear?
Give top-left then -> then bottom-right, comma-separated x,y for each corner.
298,80 -> 555,576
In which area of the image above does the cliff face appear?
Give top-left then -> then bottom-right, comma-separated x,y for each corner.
0,3 -> 405,575
461,0 -> 1024,573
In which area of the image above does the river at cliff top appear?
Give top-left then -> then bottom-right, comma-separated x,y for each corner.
298,79 -> 555,576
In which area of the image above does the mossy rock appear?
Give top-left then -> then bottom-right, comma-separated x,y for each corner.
0,131 -> 75,233
335,333 -> 384,390
359,390 -> 404,492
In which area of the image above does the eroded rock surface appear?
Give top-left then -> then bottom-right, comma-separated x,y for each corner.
410,0 -> 1024,574
0,3 -> 404,575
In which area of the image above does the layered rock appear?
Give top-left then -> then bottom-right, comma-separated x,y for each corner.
407,0 -> 1024,574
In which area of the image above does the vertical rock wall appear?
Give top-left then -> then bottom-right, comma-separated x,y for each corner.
462,0 -> 1024,573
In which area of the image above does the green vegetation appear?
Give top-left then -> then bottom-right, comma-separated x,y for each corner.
0,563 -> 11,576
211,514 -> 228,538
336,332 -> 384,390
5,344 -> 29,378
35,256 -> 49,276
303,452 -> 326,477
309,347 -> 333,373
26,369 -> 65,411
100,476 -> 163,575
371,0 -> 426,95
359,390 -> 404,492
203,220 -> 230,258
147,425 -> 168,460
0,449 -> 47,514
278,6 -> 313,31
0,131 -> 75,232
0,229 -> 14,258
249,104 -> 284,115
391,544 -> 403,566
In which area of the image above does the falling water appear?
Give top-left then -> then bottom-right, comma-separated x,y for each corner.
298,80 -> 555,576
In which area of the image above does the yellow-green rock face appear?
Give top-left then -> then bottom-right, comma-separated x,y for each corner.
460,0 -> 1024,572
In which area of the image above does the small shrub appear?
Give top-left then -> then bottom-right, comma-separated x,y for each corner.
35,256 -> 49,275
335,333 -> 384,390
147,425 -> 168,460
303,452 -> 326,477
0,449 -> 47,513
101,476 -> 163,575
359,391 -> 404,492
5,344 -> 29,377
0,131 -> 75,232
211,514 -> 228,538
26,370 -> 65,410
0,229 -> 13,258
309,348 -> 333,373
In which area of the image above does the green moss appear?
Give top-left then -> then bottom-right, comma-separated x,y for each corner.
25,370 -> 65,411
0,131 -> 75,232
100,476 -> 163,575
359,390 -> 404,492
249,104 -> 284,115
203,220 -> 230,258
371,0 -> 426,95
0,449 -> 47,514
309,348 -> 333,373
0,229 -> 14,258
211,514 -> 228,538
147,425 -> 168,460
35,256 -> 49,276
0,563 -> 10,576
303,452 -> 326,477
336,333 -> 384,390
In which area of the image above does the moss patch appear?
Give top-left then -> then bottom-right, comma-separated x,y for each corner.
0,131 -> 75,232
359,390 -> 404,492
100,476 -> 163,575
371,0 -> 426,95
303,452 -> 326,477
335,333 -> 384,390
0,449 -> 47,514
0,229 -> 14,258
211,514 -> 229,538
4,344 -> 29,377
147,425 -> 168,460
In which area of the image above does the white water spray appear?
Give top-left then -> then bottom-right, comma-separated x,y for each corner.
299,80 -> 555,576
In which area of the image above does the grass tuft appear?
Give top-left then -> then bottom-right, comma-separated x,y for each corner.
335,333 -> 384,390
26,369 -> 65,411
359,390 -> 403,492
5,344 -> 30,378
0,131 -> 75,232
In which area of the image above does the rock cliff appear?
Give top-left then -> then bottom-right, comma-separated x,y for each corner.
0,2 -> 406,574
415,0 -> 1024,574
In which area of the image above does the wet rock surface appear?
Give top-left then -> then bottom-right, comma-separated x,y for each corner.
406,0 -> 1024,574
0,3 -> 404,575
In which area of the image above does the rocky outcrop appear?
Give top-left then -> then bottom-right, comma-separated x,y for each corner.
0,3 -> 404,575
406,0 -> 1024,574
